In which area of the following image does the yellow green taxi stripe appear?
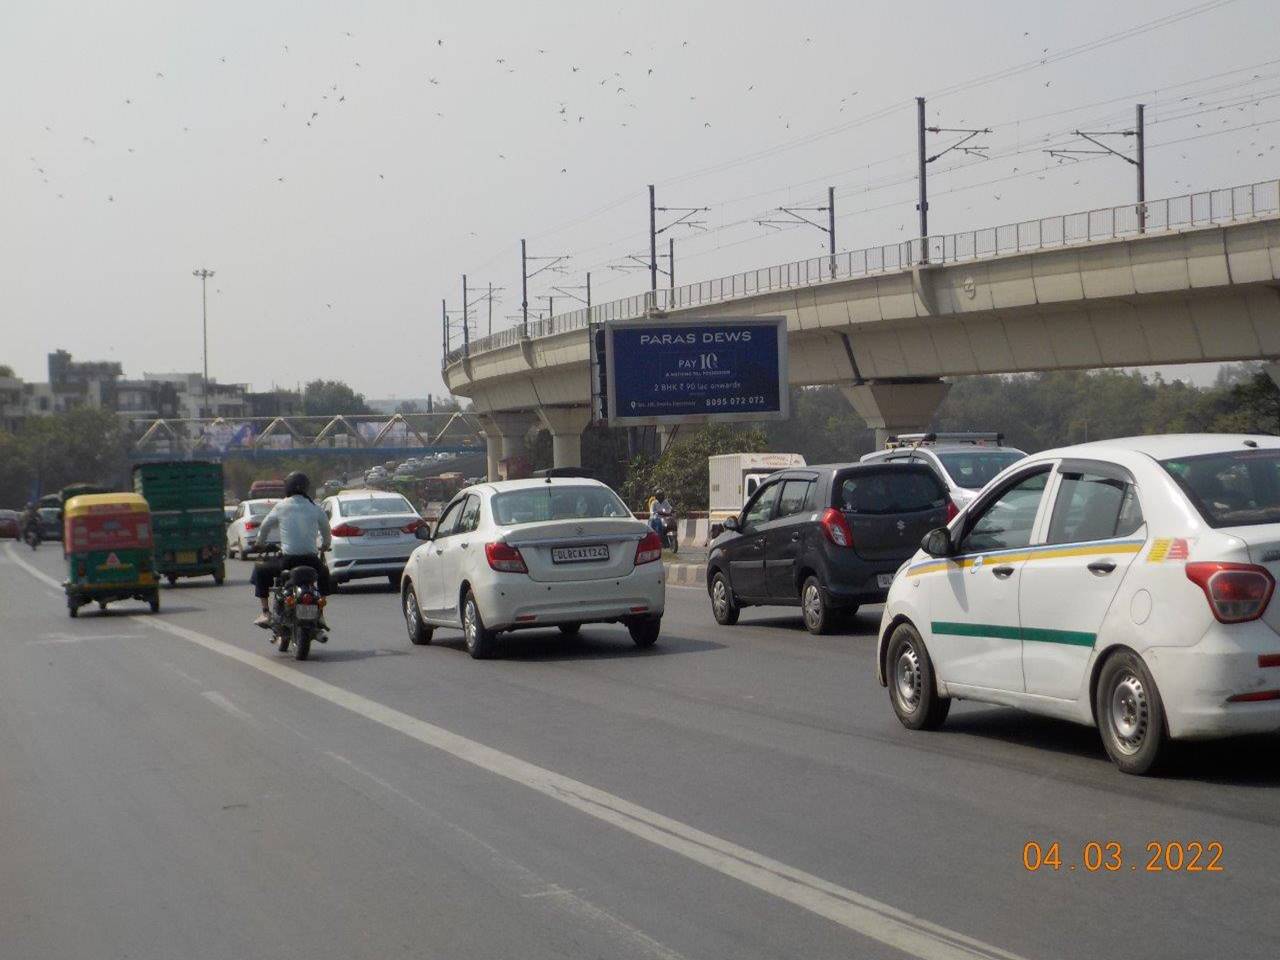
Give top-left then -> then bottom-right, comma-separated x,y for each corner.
906,539 -> 1144,578
932,621 -> 1097,647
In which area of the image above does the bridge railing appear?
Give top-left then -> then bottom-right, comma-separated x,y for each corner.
446,178 -> 1280,367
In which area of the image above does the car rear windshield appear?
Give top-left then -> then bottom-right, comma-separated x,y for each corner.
248,501 -> 274,517
835,468 -> 948,515
340,496 -> 415,517
936,450 -> 1024,489
1161,449 -> 1280,528
492,486 -> 630,525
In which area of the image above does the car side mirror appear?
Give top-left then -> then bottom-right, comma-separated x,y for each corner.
722,516 -> 740,532
416,524 -> 433,541
921,527 -> 954,558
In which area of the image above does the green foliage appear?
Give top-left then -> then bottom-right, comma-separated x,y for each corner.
0,408 -> 132,506
302,379 -> 370,416
0,364 -> 14,377
619,423 -> 768,511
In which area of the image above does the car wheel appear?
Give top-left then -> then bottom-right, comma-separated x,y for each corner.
387,573 -> 401,591
1095,650 -> 1169,776
166,573 -> 178,586
558,623 -> 581,638
628,617 -> 660,648
403,585 -> 433,646
800,576 -> 833,635
710,571 -> 740,626
886,622 -> 950,730
462,590 -> 496,659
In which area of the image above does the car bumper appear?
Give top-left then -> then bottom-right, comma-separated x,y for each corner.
327,539 -> 416,581
823,560 -> 907,607
473,565 -> 666,631
1144,624 -> 1280,739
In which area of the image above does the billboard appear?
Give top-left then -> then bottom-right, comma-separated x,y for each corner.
603,316 -> 788,426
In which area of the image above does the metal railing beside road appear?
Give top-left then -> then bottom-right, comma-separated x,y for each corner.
445,178 -> 1280,367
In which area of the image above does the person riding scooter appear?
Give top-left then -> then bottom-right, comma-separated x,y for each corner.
649,489 -> 677,554
21,502 -> 41,549
250,471 -> 332,628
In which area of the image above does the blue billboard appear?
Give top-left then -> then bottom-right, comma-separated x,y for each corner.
603,317 -> 788,425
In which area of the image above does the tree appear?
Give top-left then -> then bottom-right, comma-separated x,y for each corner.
0,408 -> 132,504
302,379 -> 371,416
620,422 -> 768,511
396,400 -> 421,415
0,364 -> 14,378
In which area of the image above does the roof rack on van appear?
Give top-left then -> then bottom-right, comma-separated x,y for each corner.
885,432 -> 1004,449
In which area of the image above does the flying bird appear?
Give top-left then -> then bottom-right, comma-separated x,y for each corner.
154,71 -> 164,78
571,66 -> 579,72
437,38 -> 444,46
704,122 -> 711,128
428,77 -> 438,85
124,98 -> 132,104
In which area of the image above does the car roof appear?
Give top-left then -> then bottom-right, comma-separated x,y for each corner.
470,477 -> 610,495
332,488 -> 408,499
1031,433 -> 1280,462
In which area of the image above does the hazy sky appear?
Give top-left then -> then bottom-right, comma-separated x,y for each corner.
4,0 -> 1277,399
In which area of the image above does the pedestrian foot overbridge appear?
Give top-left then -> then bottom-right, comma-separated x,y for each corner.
444,180 -> 1280,473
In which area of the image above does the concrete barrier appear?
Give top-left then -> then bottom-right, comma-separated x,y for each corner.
665,562 -> 708,588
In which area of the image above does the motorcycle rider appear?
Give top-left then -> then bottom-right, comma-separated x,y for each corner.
21,502 -> 41,548
649,488 -> 675,549
250,471 -> 332,628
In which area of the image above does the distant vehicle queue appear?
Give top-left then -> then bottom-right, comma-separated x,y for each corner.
10,430 -> 1280,775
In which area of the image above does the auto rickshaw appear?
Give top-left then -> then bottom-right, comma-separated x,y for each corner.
63,493 -> 160,617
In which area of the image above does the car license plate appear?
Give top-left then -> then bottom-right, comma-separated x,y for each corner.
876,573 -> 894,589
367,529 -> 399,538
295,604 -> 319,620
551,544 -> 609,564
177,551 -> 196,565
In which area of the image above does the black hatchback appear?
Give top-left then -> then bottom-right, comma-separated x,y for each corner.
706,462 -> 954,634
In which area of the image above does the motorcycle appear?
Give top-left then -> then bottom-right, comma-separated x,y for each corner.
655,505 -> 678,554
268,562 -> 328,661
24,526 -> 41,551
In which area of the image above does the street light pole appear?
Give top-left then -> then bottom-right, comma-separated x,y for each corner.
192,267 -> 215,418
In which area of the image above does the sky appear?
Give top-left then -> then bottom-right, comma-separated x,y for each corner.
4,0 -> 1278,400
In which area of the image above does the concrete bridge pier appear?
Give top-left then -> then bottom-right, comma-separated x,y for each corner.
478,411 -> 539,480
841,378 -> 951,449
537,406 -> 593,469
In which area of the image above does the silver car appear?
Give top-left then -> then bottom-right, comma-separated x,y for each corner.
860,433 -> 1026,508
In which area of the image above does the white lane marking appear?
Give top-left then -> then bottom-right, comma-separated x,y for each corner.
137,616 -> 1026,960
4,542 -> 62,589
324,750 -> 689,960
29,632 -> 143,646
201,690 -> 254,722
164,663 -> 204,686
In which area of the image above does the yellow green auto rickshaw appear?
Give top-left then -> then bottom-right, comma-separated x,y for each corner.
63,493 -> 161,617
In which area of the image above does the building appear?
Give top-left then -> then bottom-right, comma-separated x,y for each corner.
142,372 -> 248,419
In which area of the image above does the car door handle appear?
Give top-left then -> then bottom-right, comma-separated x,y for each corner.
1087,559 -> 1116,575
990,565 -> 1015,579
460,542 -> 469,549
790,533 -> 800,542
434,548 -> 443,555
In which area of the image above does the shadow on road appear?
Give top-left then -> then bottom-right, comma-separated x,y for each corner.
734,612 -> 880,639
294,647 -> 411,663
942,708 -> 1280,785
425,630 -> 725,662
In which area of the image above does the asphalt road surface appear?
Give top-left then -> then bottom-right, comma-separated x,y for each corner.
2,541 -> 1278,960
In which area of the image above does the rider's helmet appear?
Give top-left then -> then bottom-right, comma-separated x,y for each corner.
654,489 -> 665,501
284,471 -> 310,498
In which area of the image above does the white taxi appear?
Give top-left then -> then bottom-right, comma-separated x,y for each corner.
400,478 -> 665,659
878,434 -> 1280,775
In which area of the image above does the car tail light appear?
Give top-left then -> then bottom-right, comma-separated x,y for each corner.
1185,562 -> 1275,624
331,523 -> 362,538
299,592 -> 316,605
401,519 -> 425,534
635,531 -> 663,565
945,499 -> 960,523
820,508 -> 854,548
485,541 -> 528,573
245,520 -> 259,531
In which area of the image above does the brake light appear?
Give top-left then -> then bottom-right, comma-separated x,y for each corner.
945,499 -> 959,523
820,508 -> 854,548
635,530 -> 663,565
401,519 -> 424,534
299,592 -> 316,605
331,523 -> 362,538
1226,689 -> 1280,703
1185,562 -> 1275,624
485,541 -> 528,573
245,520 -> 259,531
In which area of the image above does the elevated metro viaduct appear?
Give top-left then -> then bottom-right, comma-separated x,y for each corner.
443,182 -> 1280,478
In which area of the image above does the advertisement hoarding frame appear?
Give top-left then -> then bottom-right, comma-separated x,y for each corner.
603,315 -> 789,427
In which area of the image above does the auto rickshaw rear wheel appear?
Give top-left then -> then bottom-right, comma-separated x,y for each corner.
148,592 -> 160,613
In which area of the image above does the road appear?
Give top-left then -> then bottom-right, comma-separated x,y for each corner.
2,541 -> 1277,960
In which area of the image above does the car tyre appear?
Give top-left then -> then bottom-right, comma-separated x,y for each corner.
462,590 -> 496,659
886,622 -> 950,731
387,573 -> 400,591
710,571 -> 740,625
558,623 -> 581,638
800,575 -> 834,635
1095,649 -> 1169,776
628,617 -> 660,648
403,584 -> 433,646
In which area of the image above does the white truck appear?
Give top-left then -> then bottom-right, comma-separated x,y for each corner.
708,452 -> 806,535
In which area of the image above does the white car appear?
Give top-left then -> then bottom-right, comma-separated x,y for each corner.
861,435 -> 1026,508
323,490 -> 426,588
878,434 -> 1280,775
226,499 -> 280,558
400,477 -> 665,659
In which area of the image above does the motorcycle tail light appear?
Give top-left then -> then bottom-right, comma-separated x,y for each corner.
299,592 -> 316,605
284,595 -> 297,607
